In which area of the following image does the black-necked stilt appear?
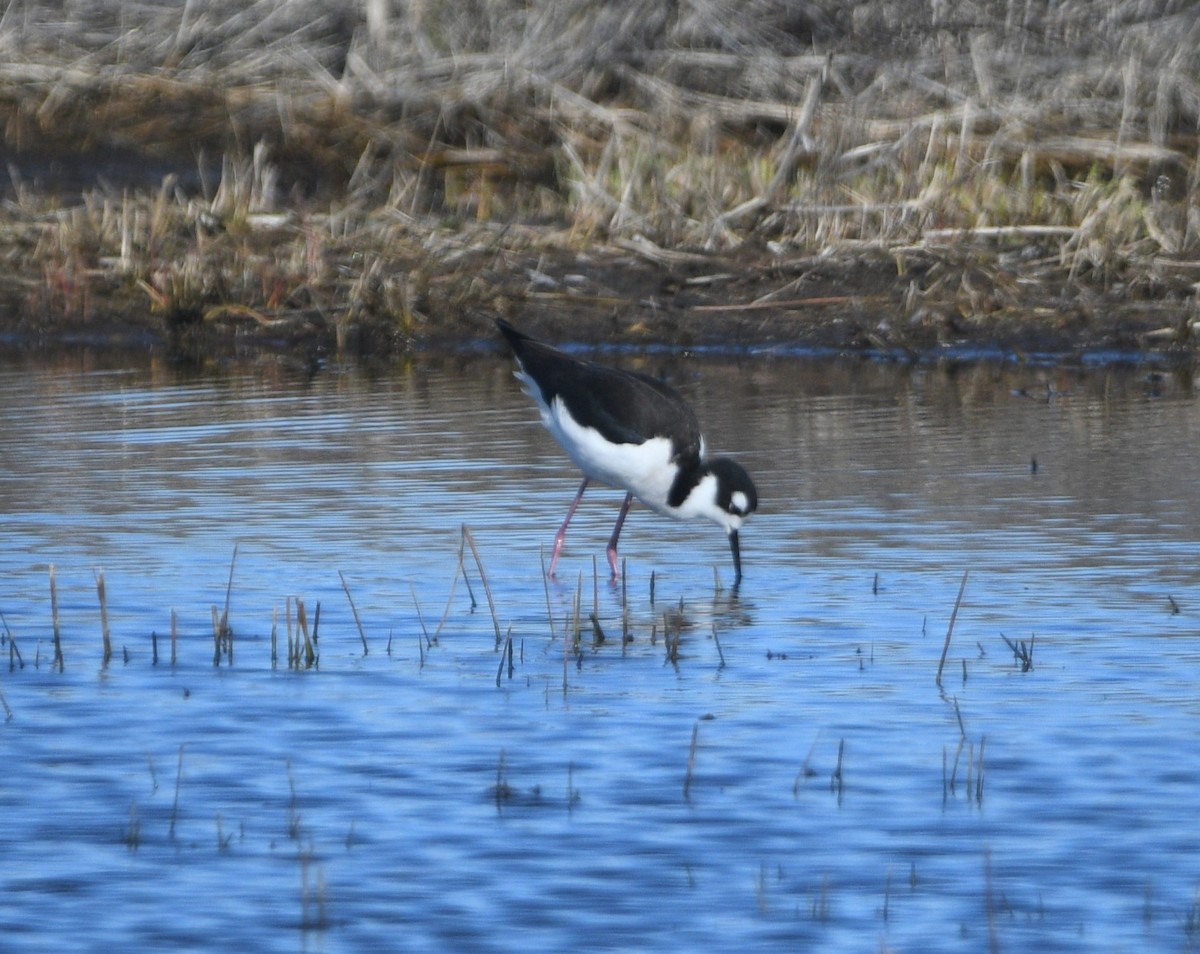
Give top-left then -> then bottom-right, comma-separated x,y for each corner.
496,319 -> 758,583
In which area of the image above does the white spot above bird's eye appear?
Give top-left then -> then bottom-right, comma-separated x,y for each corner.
730,491 -> 749,514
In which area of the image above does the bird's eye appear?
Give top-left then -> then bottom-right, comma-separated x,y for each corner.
730,491 -> 749,514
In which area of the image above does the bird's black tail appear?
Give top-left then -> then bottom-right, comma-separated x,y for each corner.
495,318 -> 531,353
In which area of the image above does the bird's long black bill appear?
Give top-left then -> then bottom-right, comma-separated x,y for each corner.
729,530 -> 742,585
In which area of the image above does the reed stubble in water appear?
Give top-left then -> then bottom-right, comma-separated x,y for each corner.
49,564 -> 64,671
339,569 -> 369,655
935,570 -> 970,687
1001,632 -> 1035,672
95,569 -> 112,667
461,525 -> 502,649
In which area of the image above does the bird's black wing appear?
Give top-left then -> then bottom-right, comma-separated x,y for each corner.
498,320 -> 703,468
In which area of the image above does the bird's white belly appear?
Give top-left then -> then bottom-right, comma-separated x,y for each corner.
544,396 -> 678,515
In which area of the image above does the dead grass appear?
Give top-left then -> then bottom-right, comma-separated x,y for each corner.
0,0 -> 1197,356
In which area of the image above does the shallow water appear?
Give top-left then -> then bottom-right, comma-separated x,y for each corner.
1,350 -> 1198,952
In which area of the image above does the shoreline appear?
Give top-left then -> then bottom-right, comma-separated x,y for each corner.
2,243 -> 1194,368
0,2 -> 1196,367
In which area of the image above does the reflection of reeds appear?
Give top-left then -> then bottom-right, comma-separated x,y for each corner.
169,744 -> 185,840
830,738 -> 845,802
710,621 -> 725,668
683,721 -> 699,800
944,699 -> 986,806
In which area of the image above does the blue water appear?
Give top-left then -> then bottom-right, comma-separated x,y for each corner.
1,353 -> 1198,951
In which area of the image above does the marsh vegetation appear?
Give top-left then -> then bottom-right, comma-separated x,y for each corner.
0,0 -> 1197,356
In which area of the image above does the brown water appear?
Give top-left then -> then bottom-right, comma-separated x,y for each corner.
1,351 -> 1198,951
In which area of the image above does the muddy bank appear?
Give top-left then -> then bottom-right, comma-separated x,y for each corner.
2,240 -> 1193,367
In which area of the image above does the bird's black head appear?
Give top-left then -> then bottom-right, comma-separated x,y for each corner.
709,457 -> 758,520
704,457 -> 757,586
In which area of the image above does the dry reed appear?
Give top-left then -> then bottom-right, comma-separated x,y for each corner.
339,569 -> 369,655
49,564 -> 63,671
461,525 -> 502,648
935,570 -> 969,687
0,1 -> 1194,357
95,570 -> 112,667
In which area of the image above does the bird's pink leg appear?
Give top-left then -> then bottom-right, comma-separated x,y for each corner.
606,493 -> 634,579
548,477 -> 589,577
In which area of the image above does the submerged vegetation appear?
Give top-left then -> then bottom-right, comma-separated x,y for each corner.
0,0 -> 1198,356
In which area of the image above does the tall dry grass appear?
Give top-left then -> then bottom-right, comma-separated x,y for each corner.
0,0 -> 1196,350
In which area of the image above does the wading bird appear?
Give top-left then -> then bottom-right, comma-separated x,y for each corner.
497,319 -> 757,583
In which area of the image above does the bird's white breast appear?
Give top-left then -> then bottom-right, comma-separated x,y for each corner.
548,397 -> 679,513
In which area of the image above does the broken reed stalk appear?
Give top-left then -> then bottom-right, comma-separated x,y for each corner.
296,598 -> 316,668
410,584 -> 432,648
711,621 -> 726,668
539,544 -> 557,641
431,556 -> 461,643
49,563 -> 63,671
271,605 -> 278,668
495,625 -> 515,687
461,525 -> 502,648
95,569 -> 112,666
936,569 -> 970,687
456,530 -> 478,610
2,610 -> 24,671
946,736 -> 967,795
1000,632 -> 1035,671
339,569 -> 369,655
171,609 -> 177,666
220,543 -> 238,639
830,738 -> 846,798
683,721 -> 699,799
